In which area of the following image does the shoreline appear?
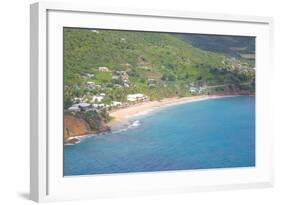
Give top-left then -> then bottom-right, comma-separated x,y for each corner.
108,94 -> 242,127
64,94 -> 253,144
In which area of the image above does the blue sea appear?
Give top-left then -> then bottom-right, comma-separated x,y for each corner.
64,96 -> 255,176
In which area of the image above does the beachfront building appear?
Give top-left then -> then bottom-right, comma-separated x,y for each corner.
127,93 -> 148,102
68,102 -> 92,112
120,38 -> 126,43
189,86 -> 199,94
189,86 -> 204,94
111,101 -> 122,107
92,103 -> 106,109
98,66 -> 110,72
67,106 -> 80,112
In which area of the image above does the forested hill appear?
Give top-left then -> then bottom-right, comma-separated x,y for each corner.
63,28 -> 255,103
175,33 -> 255,60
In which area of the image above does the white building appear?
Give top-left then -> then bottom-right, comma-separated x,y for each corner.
189,86 -> 204,94
72,97 -> 83,103
92,95 -> 104,103
93,103 -> 105,108
67,106 -> 80,112
124,83 -> 130,88
189,87 -> 198,94
91,29 -> 99,34
86,81 -> 95,90
98,66 -> 110,72
111,101 -> 122,107
77,102 -> 91,108
127,93 -> 147,102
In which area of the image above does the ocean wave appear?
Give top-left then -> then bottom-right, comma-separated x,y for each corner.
128,120 -> 141,128
112,120 -> 142,134
64,135 -> 94,146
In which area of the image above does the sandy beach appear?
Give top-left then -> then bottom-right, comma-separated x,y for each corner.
108,95 -> 225,126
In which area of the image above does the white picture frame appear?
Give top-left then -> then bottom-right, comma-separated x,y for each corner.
30,1 -> 274,202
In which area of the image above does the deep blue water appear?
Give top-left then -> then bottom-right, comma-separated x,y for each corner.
64,96 -> 255,176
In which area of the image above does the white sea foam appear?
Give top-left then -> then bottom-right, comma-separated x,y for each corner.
128,120 -> 141,128
65,96 -> 239,145
112,120 -> 142,134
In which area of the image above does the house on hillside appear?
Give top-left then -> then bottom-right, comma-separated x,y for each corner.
72,97 -> 84,103
91,29 -> 99,34
85,81 -> 95,90
148,78 -> 156,87
120,71 -> 129,81
98,67 -> 110,72
120,38 -> 126,43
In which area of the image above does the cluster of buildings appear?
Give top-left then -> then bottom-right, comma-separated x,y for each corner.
67,64 -> 152,113
188,86 -> 204,95
67,92 -> 149,113
112,70 -> 130,87
186,82 -> 205,95
83,66 -> 131,90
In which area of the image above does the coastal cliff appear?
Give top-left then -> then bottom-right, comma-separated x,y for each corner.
64,115 -> 92,142
64,112 -> 111,144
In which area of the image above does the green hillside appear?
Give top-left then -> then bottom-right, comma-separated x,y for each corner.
63,28 -> 255,107
175,33 -> 255,60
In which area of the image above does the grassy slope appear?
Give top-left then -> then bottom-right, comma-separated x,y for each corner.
63,28 -> 255,102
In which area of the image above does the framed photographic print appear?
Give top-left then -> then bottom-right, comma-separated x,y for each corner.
30,2 -> 274,202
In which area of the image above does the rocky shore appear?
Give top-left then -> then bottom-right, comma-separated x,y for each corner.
64,115 -> 110,144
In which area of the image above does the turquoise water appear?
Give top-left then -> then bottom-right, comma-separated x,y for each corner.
64,96 -> 255,176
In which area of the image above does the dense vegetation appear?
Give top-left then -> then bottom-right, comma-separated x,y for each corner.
64,28 -> 255,104
63,28 -> 255,133
65,109 -> 112,132
175,33 -> 255,60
